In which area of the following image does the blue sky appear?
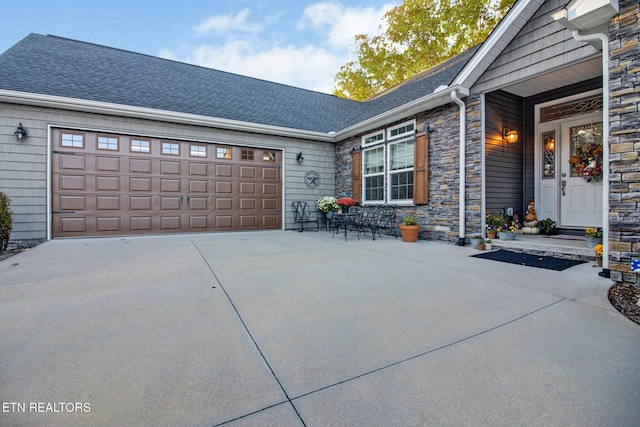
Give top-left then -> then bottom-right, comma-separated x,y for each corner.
2,1 -> 399,93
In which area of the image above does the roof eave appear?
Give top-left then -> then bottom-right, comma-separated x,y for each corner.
334,85 -> 470,140
0,90 -> 336,142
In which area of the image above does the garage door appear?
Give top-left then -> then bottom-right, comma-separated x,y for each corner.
52,129 -> 282,237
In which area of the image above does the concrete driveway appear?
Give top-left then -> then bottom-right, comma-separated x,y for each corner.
1,231 -> 639,426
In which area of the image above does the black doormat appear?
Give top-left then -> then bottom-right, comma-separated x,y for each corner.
471,249 -> 587,271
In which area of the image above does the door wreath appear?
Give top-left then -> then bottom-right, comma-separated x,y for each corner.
569,142 -> 603,182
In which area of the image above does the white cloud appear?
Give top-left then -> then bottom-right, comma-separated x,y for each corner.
160,2 -> 397,93
194,9 -> 257,35
300,2 -> 394,49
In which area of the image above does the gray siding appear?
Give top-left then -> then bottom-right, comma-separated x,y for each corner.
1,103 -> 335,240
485,91 -> 524,219
473,0 -> 599,94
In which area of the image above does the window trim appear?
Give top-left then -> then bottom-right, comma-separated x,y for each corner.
97,135 -> 119,151
130,139 -> 151,154
61,132 -> 85,149
362,145 -> 386,203
161,142 -> 180,156
190,144 -> 207,158
362,130 -> 385,146
387,120 -> 416,140
387,137 -> 415,204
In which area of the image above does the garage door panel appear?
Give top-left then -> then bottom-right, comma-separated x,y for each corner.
52,128 -> 281,237
96,156 -> 120,172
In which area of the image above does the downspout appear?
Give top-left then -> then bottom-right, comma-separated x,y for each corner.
451,90 -> 466,246
572,30 -> 610,277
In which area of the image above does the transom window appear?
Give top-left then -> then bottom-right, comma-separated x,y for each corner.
363,131 -> 384,146
362,120 -> 416,204
190,145 -> 206,157
98,136 -> 118,151
61,133 -> 84,148
162,142 -> 179,155
131,139 -> 150,153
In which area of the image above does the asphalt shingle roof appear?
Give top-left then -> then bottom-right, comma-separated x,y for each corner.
0,34 -> 478,134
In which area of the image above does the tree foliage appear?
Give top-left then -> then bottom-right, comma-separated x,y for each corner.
333,0 -> 515,100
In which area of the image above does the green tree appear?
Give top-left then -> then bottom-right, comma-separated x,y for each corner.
333,0 -> 515,100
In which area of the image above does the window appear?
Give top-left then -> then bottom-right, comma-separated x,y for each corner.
190,145 -> 206,157
61,133 -> 84,148
131,139 -> 150,153
388,121 -> 415,139
216,147 -> 232,159
389,139 -> 414,200
241,149 -> 254,160
363,146 -> 385,202
361,120 -> 416,204
162,142 -> 179,155
98,136 -> 118,151
263,151 -> 276,162
363,131 -> 384,146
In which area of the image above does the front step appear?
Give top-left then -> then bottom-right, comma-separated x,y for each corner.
490,235 -> 595,261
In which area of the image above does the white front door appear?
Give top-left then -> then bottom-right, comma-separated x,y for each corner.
559,117 -> 603,228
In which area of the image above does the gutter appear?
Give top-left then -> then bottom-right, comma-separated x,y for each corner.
451,90 -> 467,246
571,30 -> 611,277
0,90 -> 337,143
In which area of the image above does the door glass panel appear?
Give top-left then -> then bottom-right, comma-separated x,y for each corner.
542,131 -> 555,179
568,122 -> 602,179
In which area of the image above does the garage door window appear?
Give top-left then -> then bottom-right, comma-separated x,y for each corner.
241,149 -> 254,160
61,133 -> 84,148
98,136 -> 118,151
216,147 -> 232,159
131,139 -> 150,153
162,143 -> 179,155
190,145 -> 206,157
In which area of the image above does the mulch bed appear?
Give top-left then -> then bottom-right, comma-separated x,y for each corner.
1,244 -> 639,326
609,282 -> 640,326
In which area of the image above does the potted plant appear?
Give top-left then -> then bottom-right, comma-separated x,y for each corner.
594,243 -> 603,267
399,216 -> 420,242
537,218 -> 557,235
317,196 -> 338,218
470,234 -> 484,249
485,212 -> 503,239
484,238 -> 492,250
497,223 -> 516,240
336,197 -> 355,213
585,227 -> 603,248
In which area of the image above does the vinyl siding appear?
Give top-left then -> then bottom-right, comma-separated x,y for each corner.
473,0 -> 599,94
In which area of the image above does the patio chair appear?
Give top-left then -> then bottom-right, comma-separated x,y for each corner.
291,201 -> 320,232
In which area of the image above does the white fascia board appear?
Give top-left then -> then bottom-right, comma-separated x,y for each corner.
452,0 -> 538,88
334,85 -> 470,140
0,90 -> 336,142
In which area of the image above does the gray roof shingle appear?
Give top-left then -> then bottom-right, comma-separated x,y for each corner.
0,34 -> 477,134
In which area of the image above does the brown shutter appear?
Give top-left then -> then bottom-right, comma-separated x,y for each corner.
352,148 -> 362,204
413,131 -> 429,204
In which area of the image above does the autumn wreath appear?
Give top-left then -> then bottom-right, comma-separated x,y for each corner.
569,142 -> 603,182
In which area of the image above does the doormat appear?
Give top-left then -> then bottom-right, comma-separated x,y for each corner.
548,234 -> 585,241
471,249 -> 587,271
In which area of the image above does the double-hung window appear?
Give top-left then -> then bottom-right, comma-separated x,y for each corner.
361,120 -> 415,204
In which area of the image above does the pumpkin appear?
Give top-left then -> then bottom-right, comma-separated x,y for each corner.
522,226 -> 539,235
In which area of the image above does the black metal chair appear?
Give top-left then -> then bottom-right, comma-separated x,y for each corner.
291,201 -> 319,232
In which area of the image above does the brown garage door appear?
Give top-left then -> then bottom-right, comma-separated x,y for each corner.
52,129 -> 281,237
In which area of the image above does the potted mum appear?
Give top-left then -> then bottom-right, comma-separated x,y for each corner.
336,197 -> 355,213
317,196 -> 338,218
585,227 -> 603,248
485,212 -> 503,239
594,243 -> 603,267
399,216 -> 420,242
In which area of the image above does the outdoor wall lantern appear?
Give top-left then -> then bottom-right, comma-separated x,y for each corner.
296,151 -> 304,163
14,123 -> 28,142
503,127 -> 518,144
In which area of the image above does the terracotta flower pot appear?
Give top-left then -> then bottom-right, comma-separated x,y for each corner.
399,224 -> 420,242
477,242 -> 485,250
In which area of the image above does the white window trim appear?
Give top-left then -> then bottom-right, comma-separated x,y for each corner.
362,145 -> 386,203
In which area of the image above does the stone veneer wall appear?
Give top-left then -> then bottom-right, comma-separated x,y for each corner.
335,95 -> 483,243
609,0 -> 640,285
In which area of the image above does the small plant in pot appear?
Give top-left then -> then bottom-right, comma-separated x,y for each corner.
484,239 -> 492,250
399,216 -> 420,242
537,218 -> 557,235
470,234 -> 484,249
